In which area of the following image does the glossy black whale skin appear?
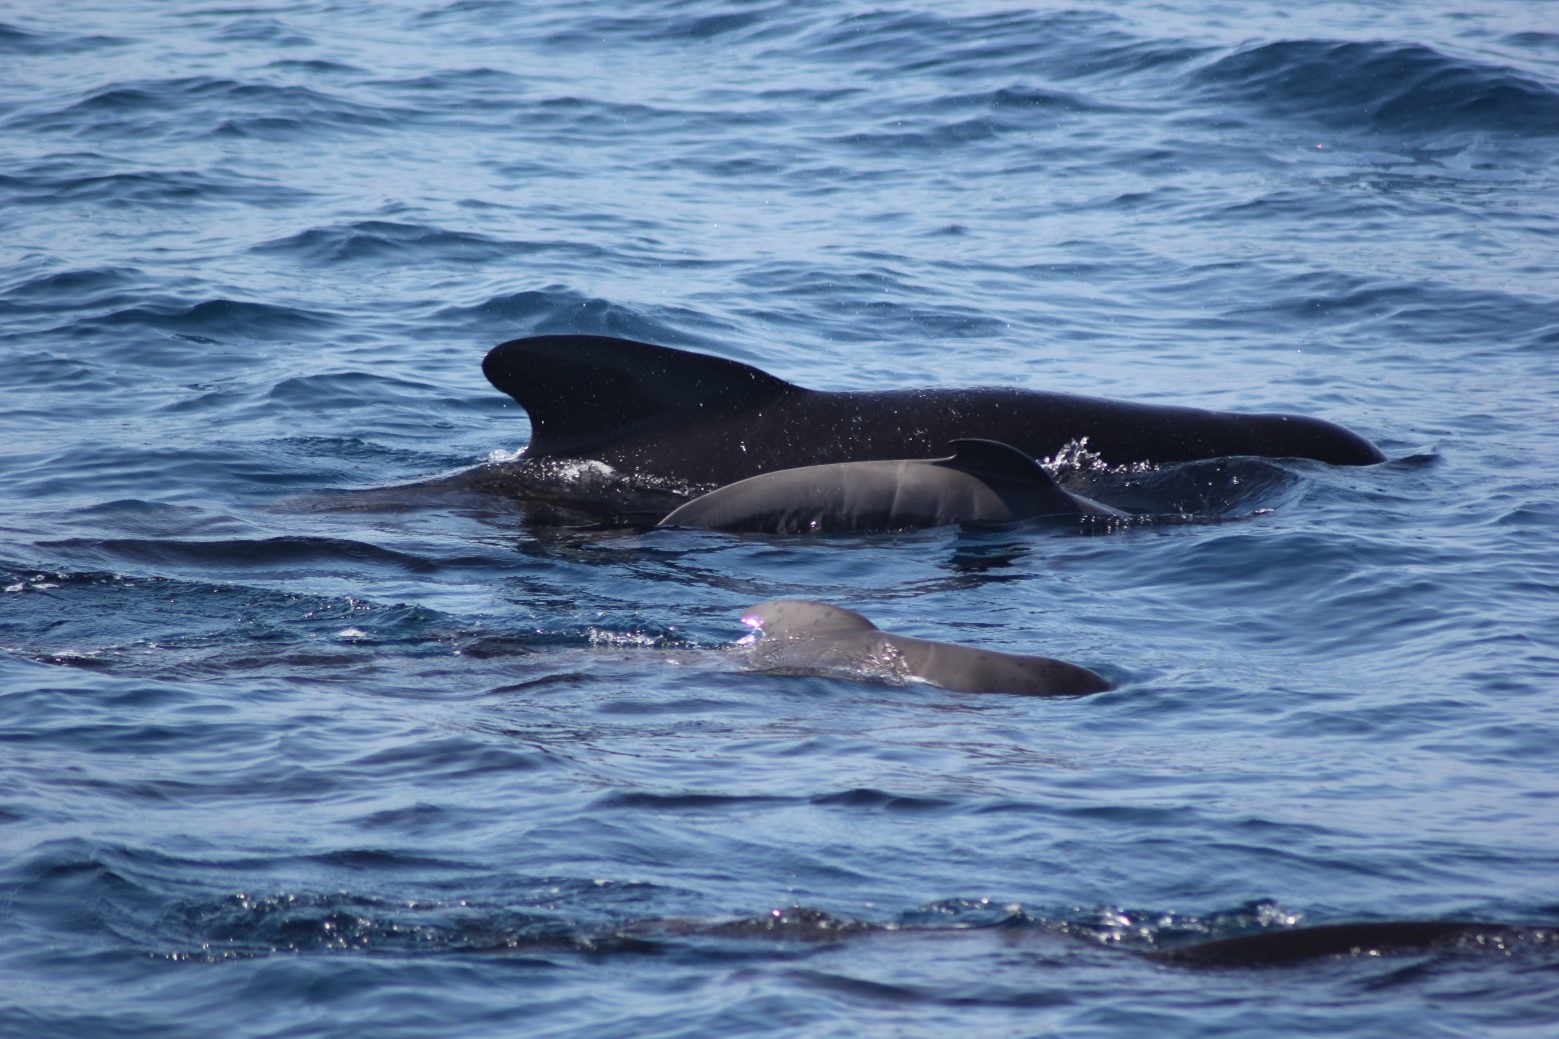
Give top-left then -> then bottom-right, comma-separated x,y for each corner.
481,335 -> 1386,489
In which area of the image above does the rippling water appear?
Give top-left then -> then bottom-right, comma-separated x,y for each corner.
3,2 -> 1558,1036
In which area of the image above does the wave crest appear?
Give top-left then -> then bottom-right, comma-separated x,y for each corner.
1190,39 -> 1559,137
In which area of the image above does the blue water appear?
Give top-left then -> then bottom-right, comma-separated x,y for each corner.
3,1 -> 1558,1035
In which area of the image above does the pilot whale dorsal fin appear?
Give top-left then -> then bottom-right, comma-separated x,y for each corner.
483,335 -> 798,458
942,438 -> 1058,487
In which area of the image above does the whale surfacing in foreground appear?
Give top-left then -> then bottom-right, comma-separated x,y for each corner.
482,335 -> 1385,490
1148,921 -> 1547,967
659,439 -> 1125,533
739,599 -> 1111,696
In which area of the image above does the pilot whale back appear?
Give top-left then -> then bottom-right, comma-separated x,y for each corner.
481,335 -> 1385,490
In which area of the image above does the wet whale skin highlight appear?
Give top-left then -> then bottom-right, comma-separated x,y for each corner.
482,335 -> 1387,491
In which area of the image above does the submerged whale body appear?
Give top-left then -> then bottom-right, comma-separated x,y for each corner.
739,599 -> 1112,696
481,335 -> 1385,491
614,913 -> 1551,969
660,438 -> 1126,533
1149,921 -> 1547,967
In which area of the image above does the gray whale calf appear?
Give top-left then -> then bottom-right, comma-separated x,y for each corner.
481,335 -> 1386,493
739,599 -> 1112,696
660,438 -> 1125,533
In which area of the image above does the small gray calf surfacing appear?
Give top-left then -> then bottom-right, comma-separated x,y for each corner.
740,599 -> 1112,696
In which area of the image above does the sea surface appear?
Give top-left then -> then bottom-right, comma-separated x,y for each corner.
3,1 -> 1558,1036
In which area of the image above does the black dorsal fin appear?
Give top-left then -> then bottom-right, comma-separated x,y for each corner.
943,438 -> 1058,487
483,335 -> 797,457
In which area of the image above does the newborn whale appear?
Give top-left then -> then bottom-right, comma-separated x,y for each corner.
660,439 -> 1126,533
739,599 -> 1112,696
481,335 -> 1385,491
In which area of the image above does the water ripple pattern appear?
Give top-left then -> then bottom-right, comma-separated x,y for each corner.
2,2 -> 1557,1037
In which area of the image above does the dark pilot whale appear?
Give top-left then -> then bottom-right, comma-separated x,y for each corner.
660,438 -> 1126,533
609,913 -> 1550,969
1148,920 -> 1547,967
738,599 -> 1112,696
481,335 -> 1385,491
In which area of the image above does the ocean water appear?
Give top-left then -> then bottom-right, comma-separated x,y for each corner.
3,1 -> 1558,1036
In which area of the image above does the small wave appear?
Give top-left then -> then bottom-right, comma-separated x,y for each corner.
262,57 -> 362,76
0,158 -> 316,211
253,221 -> 532,266
1,265 -> 146,309
12,75 -> 408,143
511,93 -> 771,141
930,85 -> 1115,117
1225,274 -> 1559,350
1188,39 -> 1559,137
83,297 -> 338,342
372,65 -> 526,97
0,349 -> 122,398
538,6 -> 791,50
431,286 -> 723,349
211,15 -> 312,46
0,21 -> 127,55
266,370 -> 442,409
795,7 -> 1206,86
827,113 -> 1050,153
810,787 -> 958,813
1502,31 -> 1559,52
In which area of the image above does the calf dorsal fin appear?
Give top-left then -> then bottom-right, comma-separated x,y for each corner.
943,438 -> 1057,486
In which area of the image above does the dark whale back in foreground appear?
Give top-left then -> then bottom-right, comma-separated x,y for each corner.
482,335 -> 1385,489
619,913 -> 1552,969
1149,921 -> 1547,967
660,439 -> 1126,533
740,599 -> 1112,696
